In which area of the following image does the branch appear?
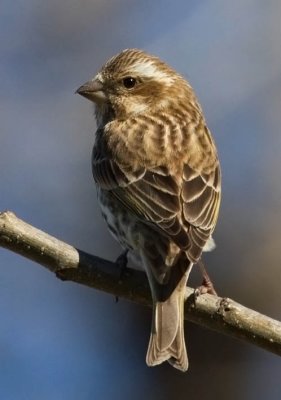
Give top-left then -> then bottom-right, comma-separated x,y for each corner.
1,210 -> 280,356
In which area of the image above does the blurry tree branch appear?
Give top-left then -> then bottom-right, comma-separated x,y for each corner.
1,210 -> 280,357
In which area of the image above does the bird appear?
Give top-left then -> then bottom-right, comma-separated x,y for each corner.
76,49 -> 221,371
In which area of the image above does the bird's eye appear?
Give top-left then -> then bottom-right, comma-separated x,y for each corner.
122,77 -> 136,89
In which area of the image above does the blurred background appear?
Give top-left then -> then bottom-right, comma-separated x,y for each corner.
1,1 -> 281,399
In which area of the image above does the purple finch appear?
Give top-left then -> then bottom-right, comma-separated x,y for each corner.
76,49 -> 221,371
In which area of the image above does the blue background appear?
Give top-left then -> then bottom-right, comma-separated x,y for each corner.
1,1 -> 280,399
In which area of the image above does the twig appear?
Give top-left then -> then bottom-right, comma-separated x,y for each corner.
0,210 -> 280,356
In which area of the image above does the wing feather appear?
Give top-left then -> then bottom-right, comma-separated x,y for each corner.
92,142 -> 145,189
92,127 -> 221,263
182,162 -> 221,261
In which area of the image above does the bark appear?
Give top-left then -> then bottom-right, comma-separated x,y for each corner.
1,210 -> 280,356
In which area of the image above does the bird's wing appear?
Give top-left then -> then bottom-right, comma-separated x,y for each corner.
181,162 -> 221,262
92,130 -> 221,261
92,139 -> 146,189
92,139 -> 188,248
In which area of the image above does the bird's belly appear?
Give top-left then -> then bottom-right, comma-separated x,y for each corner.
97,188 -> 143,267
97,188 -> 193,286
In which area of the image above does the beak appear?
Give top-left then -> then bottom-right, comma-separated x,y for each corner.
76,79 -> 107,103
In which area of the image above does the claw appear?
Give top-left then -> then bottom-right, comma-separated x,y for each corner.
196,259 -> 218,296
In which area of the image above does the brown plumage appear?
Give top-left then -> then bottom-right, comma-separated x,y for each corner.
76,49 -> 221,371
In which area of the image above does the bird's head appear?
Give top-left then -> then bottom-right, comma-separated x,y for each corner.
76,49 -> 187,120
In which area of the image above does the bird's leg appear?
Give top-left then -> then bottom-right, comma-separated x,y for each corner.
115,250 -> 129,303
116,249 -> 129,280
194,259 -> 217,297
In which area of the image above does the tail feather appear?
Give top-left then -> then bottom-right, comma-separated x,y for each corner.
146,268 -> 191,372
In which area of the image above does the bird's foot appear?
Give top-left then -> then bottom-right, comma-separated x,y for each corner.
194,259 -> 217,299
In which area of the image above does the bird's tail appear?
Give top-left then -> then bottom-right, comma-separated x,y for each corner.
146,268 -> 191,372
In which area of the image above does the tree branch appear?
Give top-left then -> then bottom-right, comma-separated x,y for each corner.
1,210 -> 280,356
